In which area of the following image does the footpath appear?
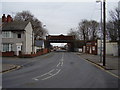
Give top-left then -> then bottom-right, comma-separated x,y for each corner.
76,53 -> 120,78
1,64 -> 20,73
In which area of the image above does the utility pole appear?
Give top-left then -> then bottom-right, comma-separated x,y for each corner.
118,1 -> 120,56
100,1 -> 103,63
32,30 -> 34,54
103,0 -> 106,66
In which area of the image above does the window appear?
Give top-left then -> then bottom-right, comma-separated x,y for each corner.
92,46 -> 95,51
18,34 -> 21,38
2,31 -> 13,38
2,43 -> 12,52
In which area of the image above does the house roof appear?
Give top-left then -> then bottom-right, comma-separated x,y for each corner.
35,40 -> 44,47
2,21 -> 29,31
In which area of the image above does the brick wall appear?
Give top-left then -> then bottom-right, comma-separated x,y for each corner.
85,41 -> 97,55
43,48 -> 49,54
19,48 -> 49,58
2,51 -> 14,57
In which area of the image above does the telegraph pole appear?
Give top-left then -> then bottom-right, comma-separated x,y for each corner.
103,0 -> 106,66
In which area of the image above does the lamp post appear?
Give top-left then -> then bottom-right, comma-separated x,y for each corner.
96,0 -> 103,63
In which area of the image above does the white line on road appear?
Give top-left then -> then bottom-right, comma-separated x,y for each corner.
34,78 -> 39,81
42,69 -> 61,80
57,62 -> 61,67
61,61 -> 63,66
32,69 -> 55,80
33,53 -> 64,81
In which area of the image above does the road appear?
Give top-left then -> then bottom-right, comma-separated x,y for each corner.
2,52 -> 119,88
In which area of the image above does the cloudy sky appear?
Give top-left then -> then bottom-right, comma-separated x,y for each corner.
0,0 -> 119,46
1,0 -> 119,35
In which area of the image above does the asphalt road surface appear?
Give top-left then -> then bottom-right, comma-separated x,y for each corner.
2,52 -> 119,88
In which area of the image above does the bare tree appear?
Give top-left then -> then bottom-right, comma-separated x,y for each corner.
107,8 -> 120,41
77,19 -> 99,45
107,21 -> 118,41
78,20 -> 90,44
14,11 -> 48,39
67,28 -> 80,40
89,20 -> 99,41
14,11 -> 34,21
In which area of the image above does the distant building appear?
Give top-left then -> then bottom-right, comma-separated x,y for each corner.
83,40 -> 97,55
83,39 -> 118,56
2,14 -> 34,56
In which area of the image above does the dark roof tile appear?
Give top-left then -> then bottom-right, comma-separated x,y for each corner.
2,21 -> 29,31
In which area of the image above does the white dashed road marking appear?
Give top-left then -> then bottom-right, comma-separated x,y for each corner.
33,53 -> 64,81
42,69 -> 61,80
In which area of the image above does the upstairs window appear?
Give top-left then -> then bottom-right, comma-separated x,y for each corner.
2,31 -> 13,38
18,34 -> 21,38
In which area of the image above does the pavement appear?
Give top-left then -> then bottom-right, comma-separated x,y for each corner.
1,64 -> 20,73
76,53 -> 120,76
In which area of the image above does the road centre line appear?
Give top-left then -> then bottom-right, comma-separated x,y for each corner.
33,53 -> 64,81
32,69 -> 55,80
61,61 -> 63,66
57,62 -> 61,67
42,69 -> 61,80
34,78 -> 39,81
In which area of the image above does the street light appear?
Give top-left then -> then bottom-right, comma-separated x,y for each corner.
96,0 -> 103,63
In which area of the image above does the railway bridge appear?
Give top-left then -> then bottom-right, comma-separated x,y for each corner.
46,34 -> 75,51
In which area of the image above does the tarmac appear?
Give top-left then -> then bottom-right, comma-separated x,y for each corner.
1,53 -> 120,78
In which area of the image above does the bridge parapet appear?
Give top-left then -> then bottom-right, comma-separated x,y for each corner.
46,34 -> 75,41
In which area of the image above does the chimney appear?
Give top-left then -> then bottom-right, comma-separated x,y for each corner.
2,14 -> 7,22
7,15 -> 13,23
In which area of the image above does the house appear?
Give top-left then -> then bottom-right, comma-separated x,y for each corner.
34,39 -> 45,53
2,14 -> 34,56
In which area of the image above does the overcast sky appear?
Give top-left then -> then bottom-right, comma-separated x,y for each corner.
1,0 -> 120,46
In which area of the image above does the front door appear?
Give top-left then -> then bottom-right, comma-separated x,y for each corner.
17,45 -> 22,56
